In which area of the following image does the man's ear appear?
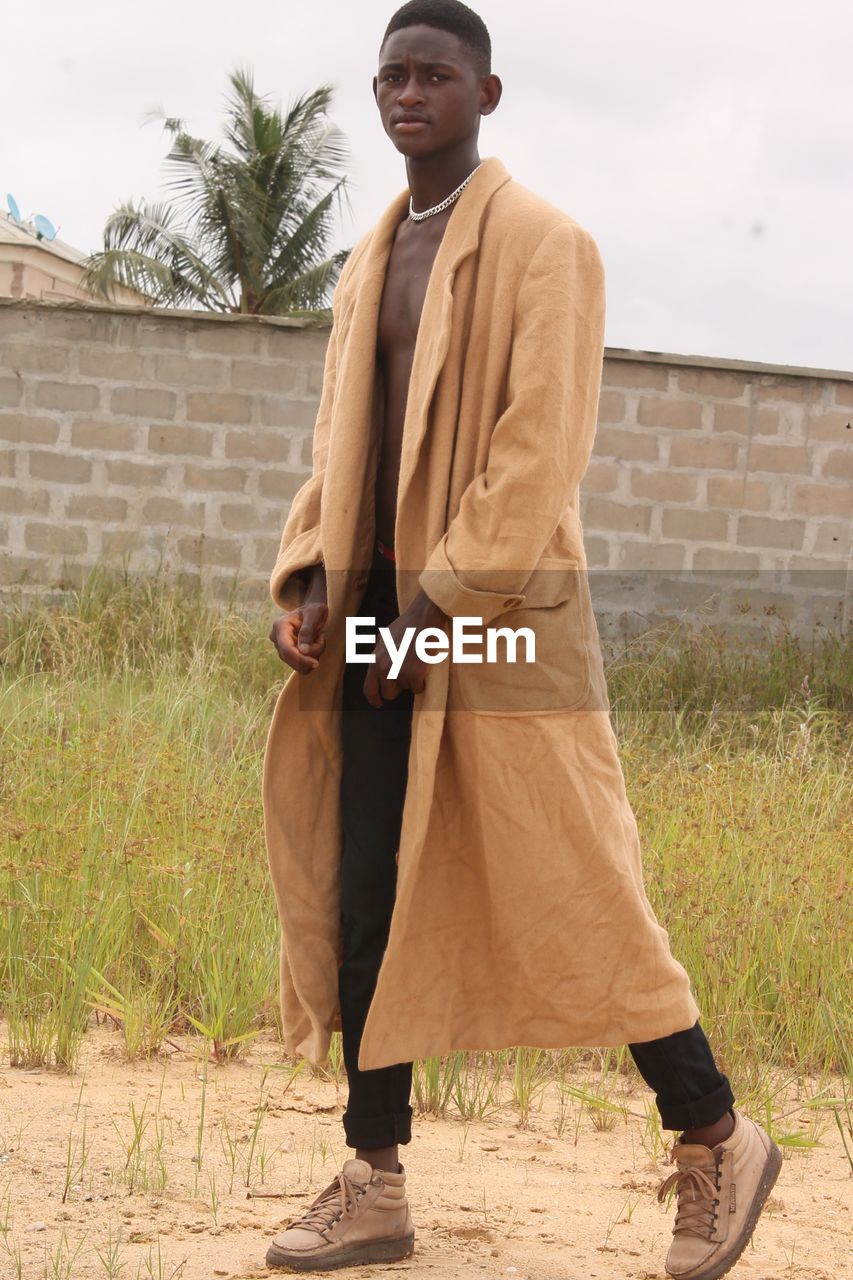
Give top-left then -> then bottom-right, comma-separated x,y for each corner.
480,73 -> 503,117
372,75 -> 379,104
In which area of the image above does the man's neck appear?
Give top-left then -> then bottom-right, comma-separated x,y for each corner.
405,147 -> 482,216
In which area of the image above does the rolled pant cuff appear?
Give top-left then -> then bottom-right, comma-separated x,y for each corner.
657,1075 -> 736,1132
342,1105 -> 413,1149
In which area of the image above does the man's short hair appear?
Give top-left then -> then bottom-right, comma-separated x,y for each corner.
381,0 -> 492,78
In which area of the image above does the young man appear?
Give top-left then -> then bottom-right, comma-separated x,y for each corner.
263,2 -> 781,1274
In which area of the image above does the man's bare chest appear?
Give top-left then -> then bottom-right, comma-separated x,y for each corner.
376,218 -> 450,362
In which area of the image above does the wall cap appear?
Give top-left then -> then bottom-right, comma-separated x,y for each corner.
1,297 -> 851,382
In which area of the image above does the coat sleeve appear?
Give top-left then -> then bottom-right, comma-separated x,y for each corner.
417,220 -> 606,625
269,299 -> 342,613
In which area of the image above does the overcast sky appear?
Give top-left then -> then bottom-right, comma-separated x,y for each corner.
4,0 -> 851,371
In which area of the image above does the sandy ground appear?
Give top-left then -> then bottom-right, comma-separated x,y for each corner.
0,1024 -> 850,1280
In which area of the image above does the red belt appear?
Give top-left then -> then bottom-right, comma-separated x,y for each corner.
376,538 -> 396,563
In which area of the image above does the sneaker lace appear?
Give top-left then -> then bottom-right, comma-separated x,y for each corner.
657,1147 -> 721,1239
288,1169 -> 370,1234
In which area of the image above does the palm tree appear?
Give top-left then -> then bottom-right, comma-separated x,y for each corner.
82,68 -> 351,318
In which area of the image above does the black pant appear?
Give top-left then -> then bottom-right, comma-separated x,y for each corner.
337,546 -> 734,1149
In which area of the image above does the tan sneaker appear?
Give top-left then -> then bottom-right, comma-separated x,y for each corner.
265,1157 -> 415,1272
657,1109 -> 782,1280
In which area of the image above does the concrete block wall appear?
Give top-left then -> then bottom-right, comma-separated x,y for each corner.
0,301 -> 327,606
0,299 -> 850,638
578,354 -> 851,637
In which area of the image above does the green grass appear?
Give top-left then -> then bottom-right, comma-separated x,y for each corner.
0,564 -> 850,1106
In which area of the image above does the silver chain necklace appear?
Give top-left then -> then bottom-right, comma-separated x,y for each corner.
408,162 -> 483,222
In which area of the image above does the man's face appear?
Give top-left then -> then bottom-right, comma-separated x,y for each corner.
373,24 -> 495,157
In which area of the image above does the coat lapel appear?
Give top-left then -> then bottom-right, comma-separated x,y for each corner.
396,157 -> 512,535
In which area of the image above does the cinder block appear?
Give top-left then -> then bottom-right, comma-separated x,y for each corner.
155,354 -> 223,386
186,392 -> 252,424
0,554 -> 52,585
820,448 -> 853,481
225,430 -> 290,463
596,390 -> 626,424
183,463 -> 248,493
583,497 -> 652,534
677,369 -> 746,399
0,377 -> 23,407
653,577 -> 726,613
111,387 -> 177,419
134,320 -> 188,351
757,377 -> 812,403
71,420 -> 137,451
0,413 -> 61,445
218,502 -> 277,532
32,312 -> 117,343
808,410 -> 852,443
28,450 -> 92,483
809,521 -> 850,557
66,494 -> 129,522
143,497 -> 205,526
106,458 -> 169,487
602,360 -> 668,390
593,426 -> 660,462
148,424 -> 213,456
581,460 -> 620,495
692,547 -> 761,570
24,521 -> 87,554
306,361 -> 327,397
0,343 -> 69,374
834,383 -> 853,407
669,436 -> 740,470
618,540 -> 686,570
259,398 -> 321,430
78,349 -> 145,379
193,324 -> 265,356
582,536 -> 611,568
101,529 -> 145,556
713,404 -> 779,436
258,470 -> 308,501
630,470 -> 697,503
790,482 -> 851,519
747,442 -> 810,474
736,515 -> 806,550
637,398 -> 703,430
253,536 -> 285,572
231,360 -> 300,393
177,534 -> 242,569
661,508 -> 730,543
706,476 -> 770,511
34,382 -> 100,412
0,449 -> 14,478
0,485 -> 51,515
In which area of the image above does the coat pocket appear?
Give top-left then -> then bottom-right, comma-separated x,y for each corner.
448,558 -> 593,715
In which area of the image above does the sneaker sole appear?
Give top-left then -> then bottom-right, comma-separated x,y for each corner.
265,1231 -> 415,1272
668,1139 -> 783,1280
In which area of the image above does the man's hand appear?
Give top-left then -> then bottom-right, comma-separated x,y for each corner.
269,564 -> 328,674
363,590 -> 447,708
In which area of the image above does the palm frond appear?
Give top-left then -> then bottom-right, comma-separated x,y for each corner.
86,66 -> 351,317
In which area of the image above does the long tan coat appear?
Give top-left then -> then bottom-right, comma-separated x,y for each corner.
262,156 -> 700,1073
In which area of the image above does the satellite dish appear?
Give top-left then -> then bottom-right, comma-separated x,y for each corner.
7,193 -> 21,223
34,214 -> 57,241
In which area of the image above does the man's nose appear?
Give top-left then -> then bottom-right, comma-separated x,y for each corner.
397,76 -> 425,106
